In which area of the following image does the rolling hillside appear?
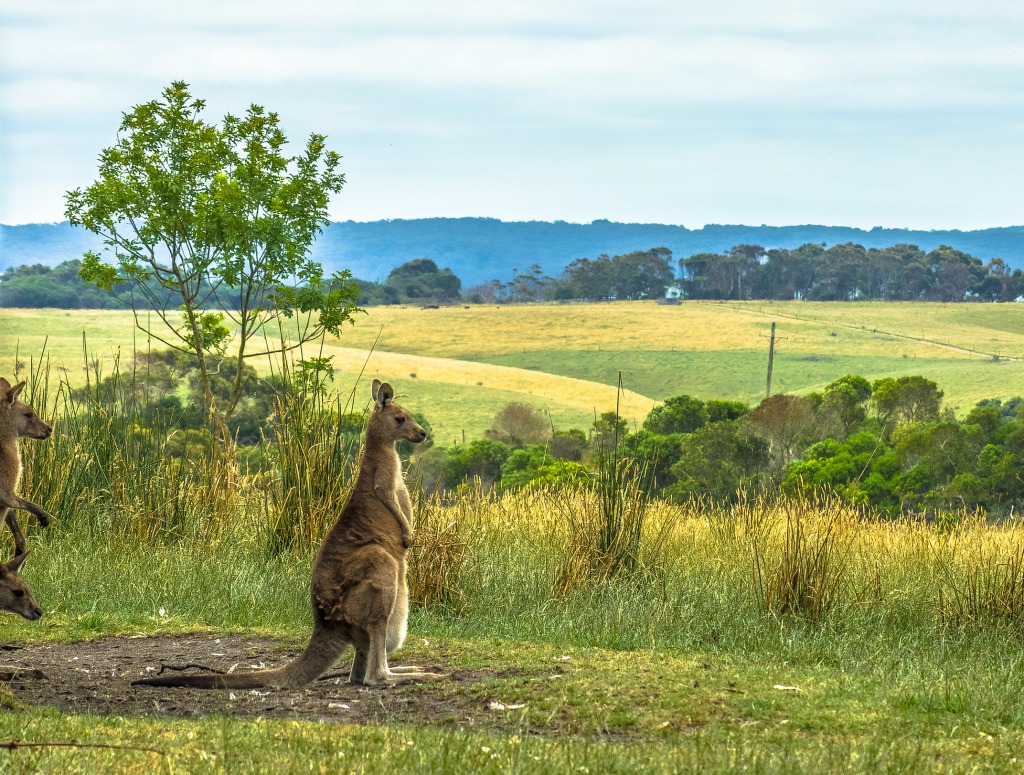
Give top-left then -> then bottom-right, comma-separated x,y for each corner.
3,302 -> 1022,440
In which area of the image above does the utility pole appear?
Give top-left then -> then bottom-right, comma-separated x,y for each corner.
761,322 -> 786,399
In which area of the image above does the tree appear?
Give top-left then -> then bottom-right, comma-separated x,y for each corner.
484,402 -> 550,447
705,399 -> 750,423
667,421 -> 768,502
443,439 -> 511,489
817,374 -> 872,439
747,394 -> 817,473
66,81 -> 360,421
610,248 -> 675,299
384,258 -> 461,304
591,411 -> 629,455
642,395 -> 708,435
871,376 -> 943,435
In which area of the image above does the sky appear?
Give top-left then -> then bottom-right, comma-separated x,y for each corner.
2,1 -> 1023,229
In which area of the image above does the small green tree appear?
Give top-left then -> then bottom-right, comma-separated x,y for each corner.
871,376 -> 943,436
642,394 -> 708,435
66,81 -> 361,421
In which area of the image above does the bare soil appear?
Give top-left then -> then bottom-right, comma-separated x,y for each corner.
0,635 -> 525,731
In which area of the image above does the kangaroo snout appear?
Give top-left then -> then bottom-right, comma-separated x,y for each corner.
22,604 -> 42,621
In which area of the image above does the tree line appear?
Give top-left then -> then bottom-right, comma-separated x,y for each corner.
5,241 -> 1024,309
412,375 -> 1024,518
69,344 -> 1024,518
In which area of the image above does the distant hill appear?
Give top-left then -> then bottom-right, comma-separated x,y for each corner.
4,219 -> 1024,287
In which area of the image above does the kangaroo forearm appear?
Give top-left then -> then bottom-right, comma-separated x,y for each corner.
397,487 -> 414,522
4,511 -> 25,556
375,486 -> 414,543
9,496 -> 50,527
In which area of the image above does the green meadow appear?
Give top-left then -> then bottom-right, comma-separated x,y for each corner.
3,300 -> 1024,772
4,301 -> 1023,434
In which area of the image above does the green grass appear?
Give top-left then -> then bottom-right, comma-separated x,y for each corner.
6,301 -> 1024,772
6,302 -> 1023,434
10,496 -> 1024,773
326,373 -> 603,444
483,348 -> 1024,410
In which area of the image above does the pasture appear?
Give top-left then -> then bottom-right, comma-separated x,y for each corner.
3,492 -> 1024,772
3,301 -> 1024,772
4,301 -> 1024,440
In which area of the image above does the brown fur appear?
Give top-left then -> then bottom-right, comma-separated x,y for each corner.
0,378 -> 53,556
0,552 -> 42,621
133,379 -> 443,690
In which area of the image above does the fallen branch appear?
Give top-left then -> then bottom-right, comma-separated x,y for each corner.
0,667 -> 46,682
155,662 -> 227,676
0,740 -> 164,756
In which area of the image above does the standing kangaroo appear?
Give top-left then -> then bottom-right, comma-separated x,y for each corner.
0,378 -> 53,556
0,552 -> 43,621
134,379 -> 441,689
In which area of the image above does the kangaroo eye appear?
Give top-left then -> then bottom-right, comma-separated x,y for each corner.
12,590 -> 24,598
396,416 -> 406,424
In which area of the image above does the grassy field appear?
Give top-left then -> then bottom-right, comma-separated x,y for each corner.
3,309 -> 1024,771
2,300 -> 1023,431
6,492 -> 1024,772
0,309 -> 655,440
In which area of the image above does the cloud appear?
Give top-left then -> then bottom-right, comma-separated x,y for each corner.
2,1 -> 1023,227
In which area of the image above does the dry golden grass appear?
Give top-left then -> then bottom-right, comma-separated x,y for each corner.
330,302 -> 975,360
4,301 -> 1023,430
748,301 -> 1024,359
416,485 -> 1024,629
317,342 -> 656,420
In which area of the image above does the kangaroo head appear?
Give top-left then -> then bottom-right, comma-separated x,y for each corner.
0,552 -> 42,621
369,379 -> 427,445
0,378 -> 52,441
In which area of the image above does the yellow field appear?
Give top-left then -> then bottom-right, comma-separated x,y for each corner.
0,308 -> 657,439
329,301 -> 992,360
2,301 -> 1023,437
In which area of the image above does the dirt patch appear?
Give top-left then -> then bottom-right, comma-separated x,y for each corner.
0,635 -> 517,730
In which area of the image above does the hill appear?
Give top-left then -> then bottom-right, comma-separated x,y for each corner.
4,219 -> 1024,286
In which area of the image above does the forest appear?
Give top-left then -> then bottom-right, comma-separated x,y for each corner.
4,241 -> 1024,308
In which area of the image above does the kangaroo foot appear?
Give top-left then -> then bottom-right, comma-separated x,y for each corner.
384,668 -> 447,682
357,669 -> 446,687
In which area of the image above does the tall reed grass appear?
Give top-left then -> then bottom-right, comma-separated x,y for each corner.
19,350 -> 236,544
14,340 -> 1024,649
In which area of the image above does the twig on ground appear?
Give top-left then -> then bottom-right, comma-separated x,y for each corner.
0,667 -> 46,681
0,740 -> 164,756
155,662 -> 227,676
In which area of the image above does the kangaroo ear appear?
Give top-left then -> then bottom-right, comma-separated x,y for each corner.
5,551 -> 28,575
9,382 -> 26,403
371,379 -> 382,403
376,382 -> 394,409
0,378 -> 10,393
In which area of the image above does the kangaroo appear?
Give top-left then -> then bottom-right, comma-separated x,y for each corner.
0,378 -> 53,556
0,552 -> 42,621
133,379 -> 442,690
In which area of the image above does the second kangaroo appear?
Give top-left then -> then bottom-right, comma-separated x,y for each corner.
0,378 -> 53,556
134,379 -> 442,689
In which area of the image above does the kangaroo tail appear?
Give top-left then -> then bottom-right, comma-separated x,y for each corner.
132,624 -> 349,690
